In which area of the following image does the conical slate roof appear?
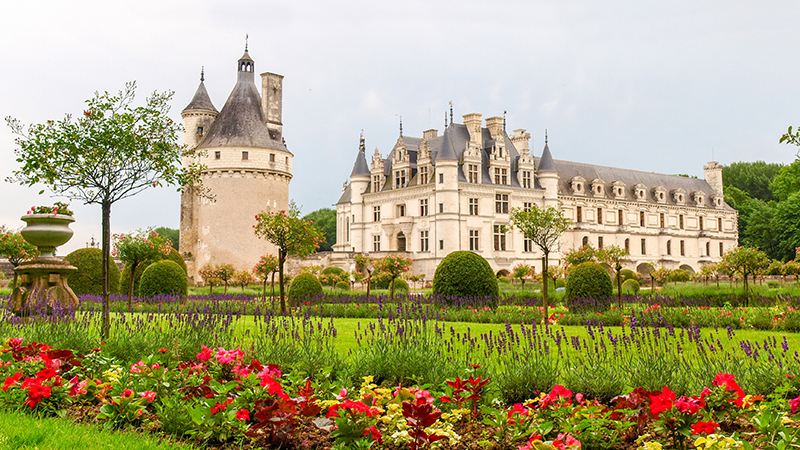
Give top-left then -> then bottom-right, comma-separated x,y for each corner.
436,124 -> 459,161
183,78 -> 217,113
350,136 -> 370,177
538,142 -> 556,172
198,51 -> 285,150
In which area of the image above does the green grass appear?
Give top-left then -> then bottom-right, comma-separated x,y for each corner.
0,409 -> 196,450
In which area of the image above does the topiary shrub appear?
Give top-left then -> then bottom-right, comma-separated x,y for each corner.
288,273 -> 323,303
335,281 -> 350,291
64,248 -> 120,296
565,262 -> 613,312
120,261 -> 151,296
622,279 -> 640,295
391,278 -> 409,294
139,260 -> 187,298
555,279 -> 566,289
619,269 -> 638,283
432,251 -> 499,303
165,247 -> 187,273
321,266 -> 345,277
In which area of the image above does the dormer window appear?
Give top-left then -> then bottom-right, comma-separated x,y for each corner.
612,181 -> 626,199
633,184 -> 647,201
672,189 -> 686,205
591,179 -> 605,198
693,191 -> 705,207
394,170 -> 406,189
571,176 -> 586,195
653,186 -> 667,203
710,194 -> 723,208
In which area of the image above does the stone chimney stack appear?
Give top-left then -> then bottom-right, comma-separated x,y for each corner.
423,129 -> 438,140
485,116 -> 503,140
704,161 -> 724,196
463,113 -> 483,148
511,129 -> 531,155
261,72 -> 283,141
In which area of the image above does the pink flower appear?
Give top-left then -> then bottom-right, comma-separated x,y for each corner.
336,387 -> 348,400
790,395 -> 800,414
140,391 -> 156,402
197,345 -> 213,362
236,409 -> 250,421
130,360 -> 146,374
215,347 -> 244,364
552,433 -> 581,449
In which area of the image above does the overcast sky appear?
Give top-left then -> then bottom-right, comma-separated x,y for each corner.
1,0 -> 799,254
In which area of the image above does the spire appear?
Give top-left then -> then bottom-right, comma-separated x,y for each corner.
444,111 -> 447,129
359,130 -> 365,151
538,131 -> 556,173
245,33 -> 249,52
449,101 -> 453,126
350,133 -> 370,177
183,67 -> 217,113
201,66 -> 204,82
399,116 -> 403,137
503,111 -> 507,133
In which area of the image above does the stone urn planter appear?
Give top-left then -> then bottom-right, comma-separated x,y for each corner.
11,213 -> 79,316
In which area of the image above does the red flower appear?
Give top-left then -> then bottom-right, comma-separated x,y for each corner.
691,419 -> 720,435
235,409 -> 250,421
2,373 -> 23,392
363,425 -> 382,443
140,391 -> 156,402
790,395 -> 800,414
121,389 -> 135,398
196,345 -> 213,362
649,386 -> 675,415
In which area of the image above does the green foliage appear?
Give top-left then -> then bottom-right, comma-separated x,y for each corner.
138,260 -> 187,297
619,269 -> 638,283
288,272 -> 323,301
391,278 -> 409,294
64,248 -> 120,295
563,244 -> 598,267
555,278 -> 566,288
335,280 -> 350,290
165,247 -> 186,273
153,227 -> 179,250
113,229 -> 171,303
722,246 -> 771,295
622,279 -> 640,294
770,160 -> 800,202
0,225 -> 38,266
565,262 -> 613,308
432,251 -> 498,300
303,208 -> 336,252
375,254 -> 412,301
722,161 -> 783,202
668,268 -> 692,283
321,266 -> 345,276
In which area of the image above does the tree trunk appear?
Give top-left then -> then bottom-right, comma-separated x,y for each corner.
542,254 -> 549,325
101,199 -> 111,340
271,272 -> 276,298
127,262 -> 136,309
616,264 -> 623,309
390,276 -> 395,302
366,271 -> 371,297
278,249 -> 286,314
262,277 -> 267,301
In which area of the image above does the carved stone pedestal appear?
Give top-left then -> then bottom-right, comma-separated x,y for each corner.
11,259 -> 79,315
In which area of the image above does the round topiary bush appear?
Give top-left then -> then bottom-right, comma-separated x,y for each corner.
166,247 -> 187,274
64,248 -> 120,296
321,266 -> 345,277
288,273 -> 323,302
138,260 -> 187,298
391,278 -> 409,294
335,281 -> 350,291
622,279 -> 640,295
432,251 -> 499,302
565,262 -> 613,312
619,269 -> 638,283
555,278 -> 566,289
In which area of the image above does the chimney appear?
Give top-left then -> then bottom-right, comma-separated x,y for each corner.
511,129 -> 531,155
261,72 -> 284,141
485,117 -> 503,140
423,129 -> 438,140
462,113 -> 482,148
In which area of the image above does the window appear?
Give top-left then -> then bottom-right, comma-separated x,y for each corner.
679,214 -> 684,229
639,211 -> 645,227
582,236 -> 589,246
373,235 -> 381,252
680,240 -> 685,256
598,236 -> 604,249
346,217 -> 350,242
439,173 -> 444,183
494,167 -> 508,185
395,170 -> 406,189
624,238 -> 630,252
720,242 -> 724,256
523,238 -> 534,253
214,151 -> 221,160
420,231 -> 429,252
420,199 -> 428,216
667,240 -> 672,255
576,206 -> 582,222
522,170 -> 532,188
469,230 -> 480,251
469,198 -> 479,215
242,151 -> 249,160
197,126 -> 204,135
493,225 -> 506,251
398,204 -> 405,217
269,153 -> 275,162
706,242 -> 710,256
372,175 -> 381,193
495,194 -> 509,214
523,202 -> 533,212
597,208 -> 603,224
641,238 -> 647,255
618,209 -> 624,225
699,217 -> 704,231
468,164 -> 479,183
660,213 -> 665,228
373,206 -> 381,222
285,156 -> 288,164
439,203 -> 444,213
718,218 -> 723,231
439,240 -> 444,250
419,166 -> 429,184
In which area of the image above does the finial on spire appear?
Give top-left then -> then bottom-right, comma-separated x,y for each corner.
399,116 -> 403,137
503,111 -> 507,133
359,130 -> 365,151
200,66 -> 204,82
245,34 -> 249,52
449,101 -> 453,125
444,111 -> 447,128
545,129 -> 548,145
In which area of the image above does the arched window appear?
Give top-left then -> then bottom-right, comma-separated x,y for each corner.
582,236 -> 589,247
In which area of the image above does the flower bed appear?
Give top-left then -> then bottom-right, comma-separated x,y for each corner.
2,337 -> 800,449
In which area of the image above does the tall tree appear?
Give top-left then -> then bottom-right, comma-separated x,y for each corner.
153,227 -> 179,250
0,226 -> 38,288
354,254 -> 375,296
6,82 -> 205,339
509,206 -> 572,323
303,208 -> 336,252
722,246 -> 770,301
771,191 -> 800,261
722,161 -> 783,202
113,229 -> 170,307
597,246 -> 629,307
253,202 -> 323,313
253,254 -> 279,300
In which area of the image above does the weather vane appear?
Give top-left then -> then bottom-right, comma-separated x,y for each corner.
245,34 -> 249,52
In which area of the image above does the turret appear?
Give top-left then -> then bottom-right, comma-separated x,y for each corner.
537,134 -> 559,208
349,133 -> 370,204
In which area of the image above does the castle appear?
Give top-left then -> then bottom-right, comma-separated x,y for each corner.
180,46 -> 291,283
334,112 -> 739,278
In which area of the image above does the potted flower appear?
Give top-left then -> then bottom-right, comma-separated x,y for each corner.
20,202 -> 75,258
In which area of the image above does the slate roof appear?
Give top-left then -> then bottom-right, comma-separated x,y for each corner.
183,80 -> 217,113
538,143 -> 556,172
350,149 -> 370,177
197,52 -> 286,151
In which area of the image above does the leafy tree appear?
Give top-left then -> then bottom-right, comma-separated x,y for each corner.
253,254 -> 279,300
771,192 -> 800,261
6,82 -> 205,339
153,227 -> 179,250
198,265 -> 220,295
511,263 -> 534,288
722,247 -> 770,300
785,260 -> 800,285
597,246 -> 629,307
113,229 -> 171,307
743,200 -> 778,258
375,254 -> 412,301
0,226 -> 38,288
562,244 -> 598,268
722,161 -> 783,202
302,208 -> 336,252
233,270 -> 255,292
354,254 -> 375,296
214,264 -> 235,294
509,206 -> 572,324
253,202 -> 323,313
650,267 -> 671,290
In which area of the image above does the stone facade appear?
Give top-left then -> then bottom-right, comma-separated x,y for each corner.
180,48 -> 291,284
334,113 -> 738,279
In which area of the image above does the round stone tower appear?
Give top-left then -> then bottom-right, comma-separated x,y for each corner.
180,46 -> 292,284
